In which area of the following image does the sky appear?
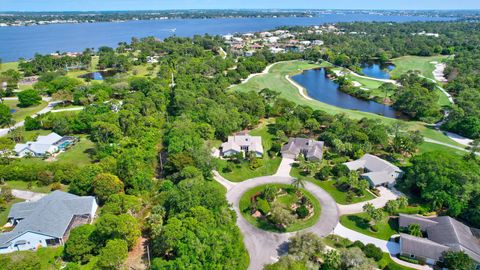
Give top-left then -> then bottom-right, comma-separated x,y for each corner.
1,0 -> 480,12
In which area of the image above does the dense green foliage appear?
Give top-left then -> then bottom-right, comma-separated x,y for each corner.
401,151 -> 480,226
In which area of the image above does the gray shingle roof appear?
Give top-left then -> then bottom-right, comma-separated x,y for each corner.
0,191 -> 96,245
399,214 -> 480,263
399,214 -> 439,231
400,233 -> 450,261
344,154 -> 402,186
281,138 -> 324,160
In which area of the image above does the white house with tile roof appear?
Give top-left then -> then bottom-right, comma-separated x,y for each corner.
221,135 -> 263,158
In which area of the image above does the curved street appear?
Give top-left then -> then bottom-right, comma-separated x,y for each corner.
227,177 -> 339,270
213,157 -> 414,270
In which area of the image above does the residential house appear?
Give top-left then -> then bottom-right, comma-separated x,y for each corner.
0,191 -> 98,254
259,31 -> 272,37
269,47 -> 285,54
14,132 -> 76,157
244,51 -> 255,57
221,134 -> 264,158
312,40 -> 324,46
343,154 -> 403,187
281,138 -> 324,161
266,36 -> 280,44
399,214 -> 480,266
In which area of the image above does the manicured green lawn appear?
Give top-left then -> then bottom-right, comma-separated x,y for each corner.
417,142 -> 466,156
346,73 -> 385,90
217,157 -> 281,182
290,166 -> 375,205
2,99 -> 48,123
1,62 -> 19,71
239,184 -> 321,232
217,119 -> 281,182
231,60 -> 461,148
20,129 -> 53,142
2,180 -> 56,193
0,247 -> 64,270
56,136 -> 95,166
340,212 -> 398,240
390,55 -> 450,80
378,253 -> 415,270
0,198 -> 24,225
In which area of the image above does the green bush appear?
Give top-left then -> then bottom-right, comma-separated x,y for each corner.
398,255 -> 420,264
257,198 -> 271,215
362,243 -> 383,261
350,240 -> 365,250
249,157 -> 263,170
296,205 -> 309,218
370,224 -> 379,232
315,166 -> 331,180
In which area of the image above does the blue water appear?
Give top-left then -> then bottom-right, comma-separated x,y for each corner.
361,62 -> 395,79
0,15 -> 454,62
292,68 -> 402,119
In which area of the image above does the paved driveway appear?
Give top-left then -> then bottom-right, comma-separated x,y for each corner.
338,186 -> 399,215
220,173 -> 339,270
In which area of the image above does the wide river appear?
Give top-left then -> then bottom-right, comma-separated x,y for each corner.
0,14 -> 453,62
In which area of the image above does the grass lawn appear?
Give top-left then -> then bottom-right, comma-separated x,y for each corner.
0,198 -> 24,225
217,118 -> 281,182
346,73 -> 385,90
378,253 -> 415,270
20,129 -> 53,142
56,136 -> 95,166
1,62 -> 19,72
340,212 -> 398,240
1,99 -> 48,123
217,157 -> 281,182
239,184 -> 321,233
0,247 -> 64,269
390,55 -> 450,80
417,142 -> 466,157
231,60 -> 461,149
2,180 -> 57,193
290,166 -> 375,205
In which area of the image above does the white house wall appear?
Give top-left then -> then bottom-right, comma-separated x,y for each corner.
0,232 -> 56,254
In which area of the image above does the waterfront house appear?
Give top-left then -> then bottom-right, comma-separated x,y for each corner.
343,154 -> 403,187
399,214 -> 480,266
221,134 -> 264,158
281,138 -> 324,161
0,191 -> 98,254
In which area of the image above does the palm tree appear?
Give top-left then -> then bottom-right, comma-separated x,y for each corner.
408,223 -> 423,237
291,177 -> 306,190
323,250 -> 341,269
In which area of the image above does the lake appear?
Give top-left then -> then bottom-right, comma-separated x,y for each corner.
0,15 -> 454,62
292,68 -> 403,119
79,70 -> 119,80
360,62 -> 395,79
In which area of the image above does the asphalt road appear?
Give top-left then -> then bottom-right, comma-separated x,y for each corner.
221,174 -> 339,270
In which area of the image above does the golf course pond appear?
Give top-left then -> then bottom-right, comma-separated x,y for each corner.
292,68 -> 403,119
360,62 -> 395,79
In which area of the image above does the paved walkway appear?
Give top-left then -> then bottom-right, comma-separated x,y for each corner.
334,223 -> 399,254
338,186 -> 399,215
11,189 -> 46,202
